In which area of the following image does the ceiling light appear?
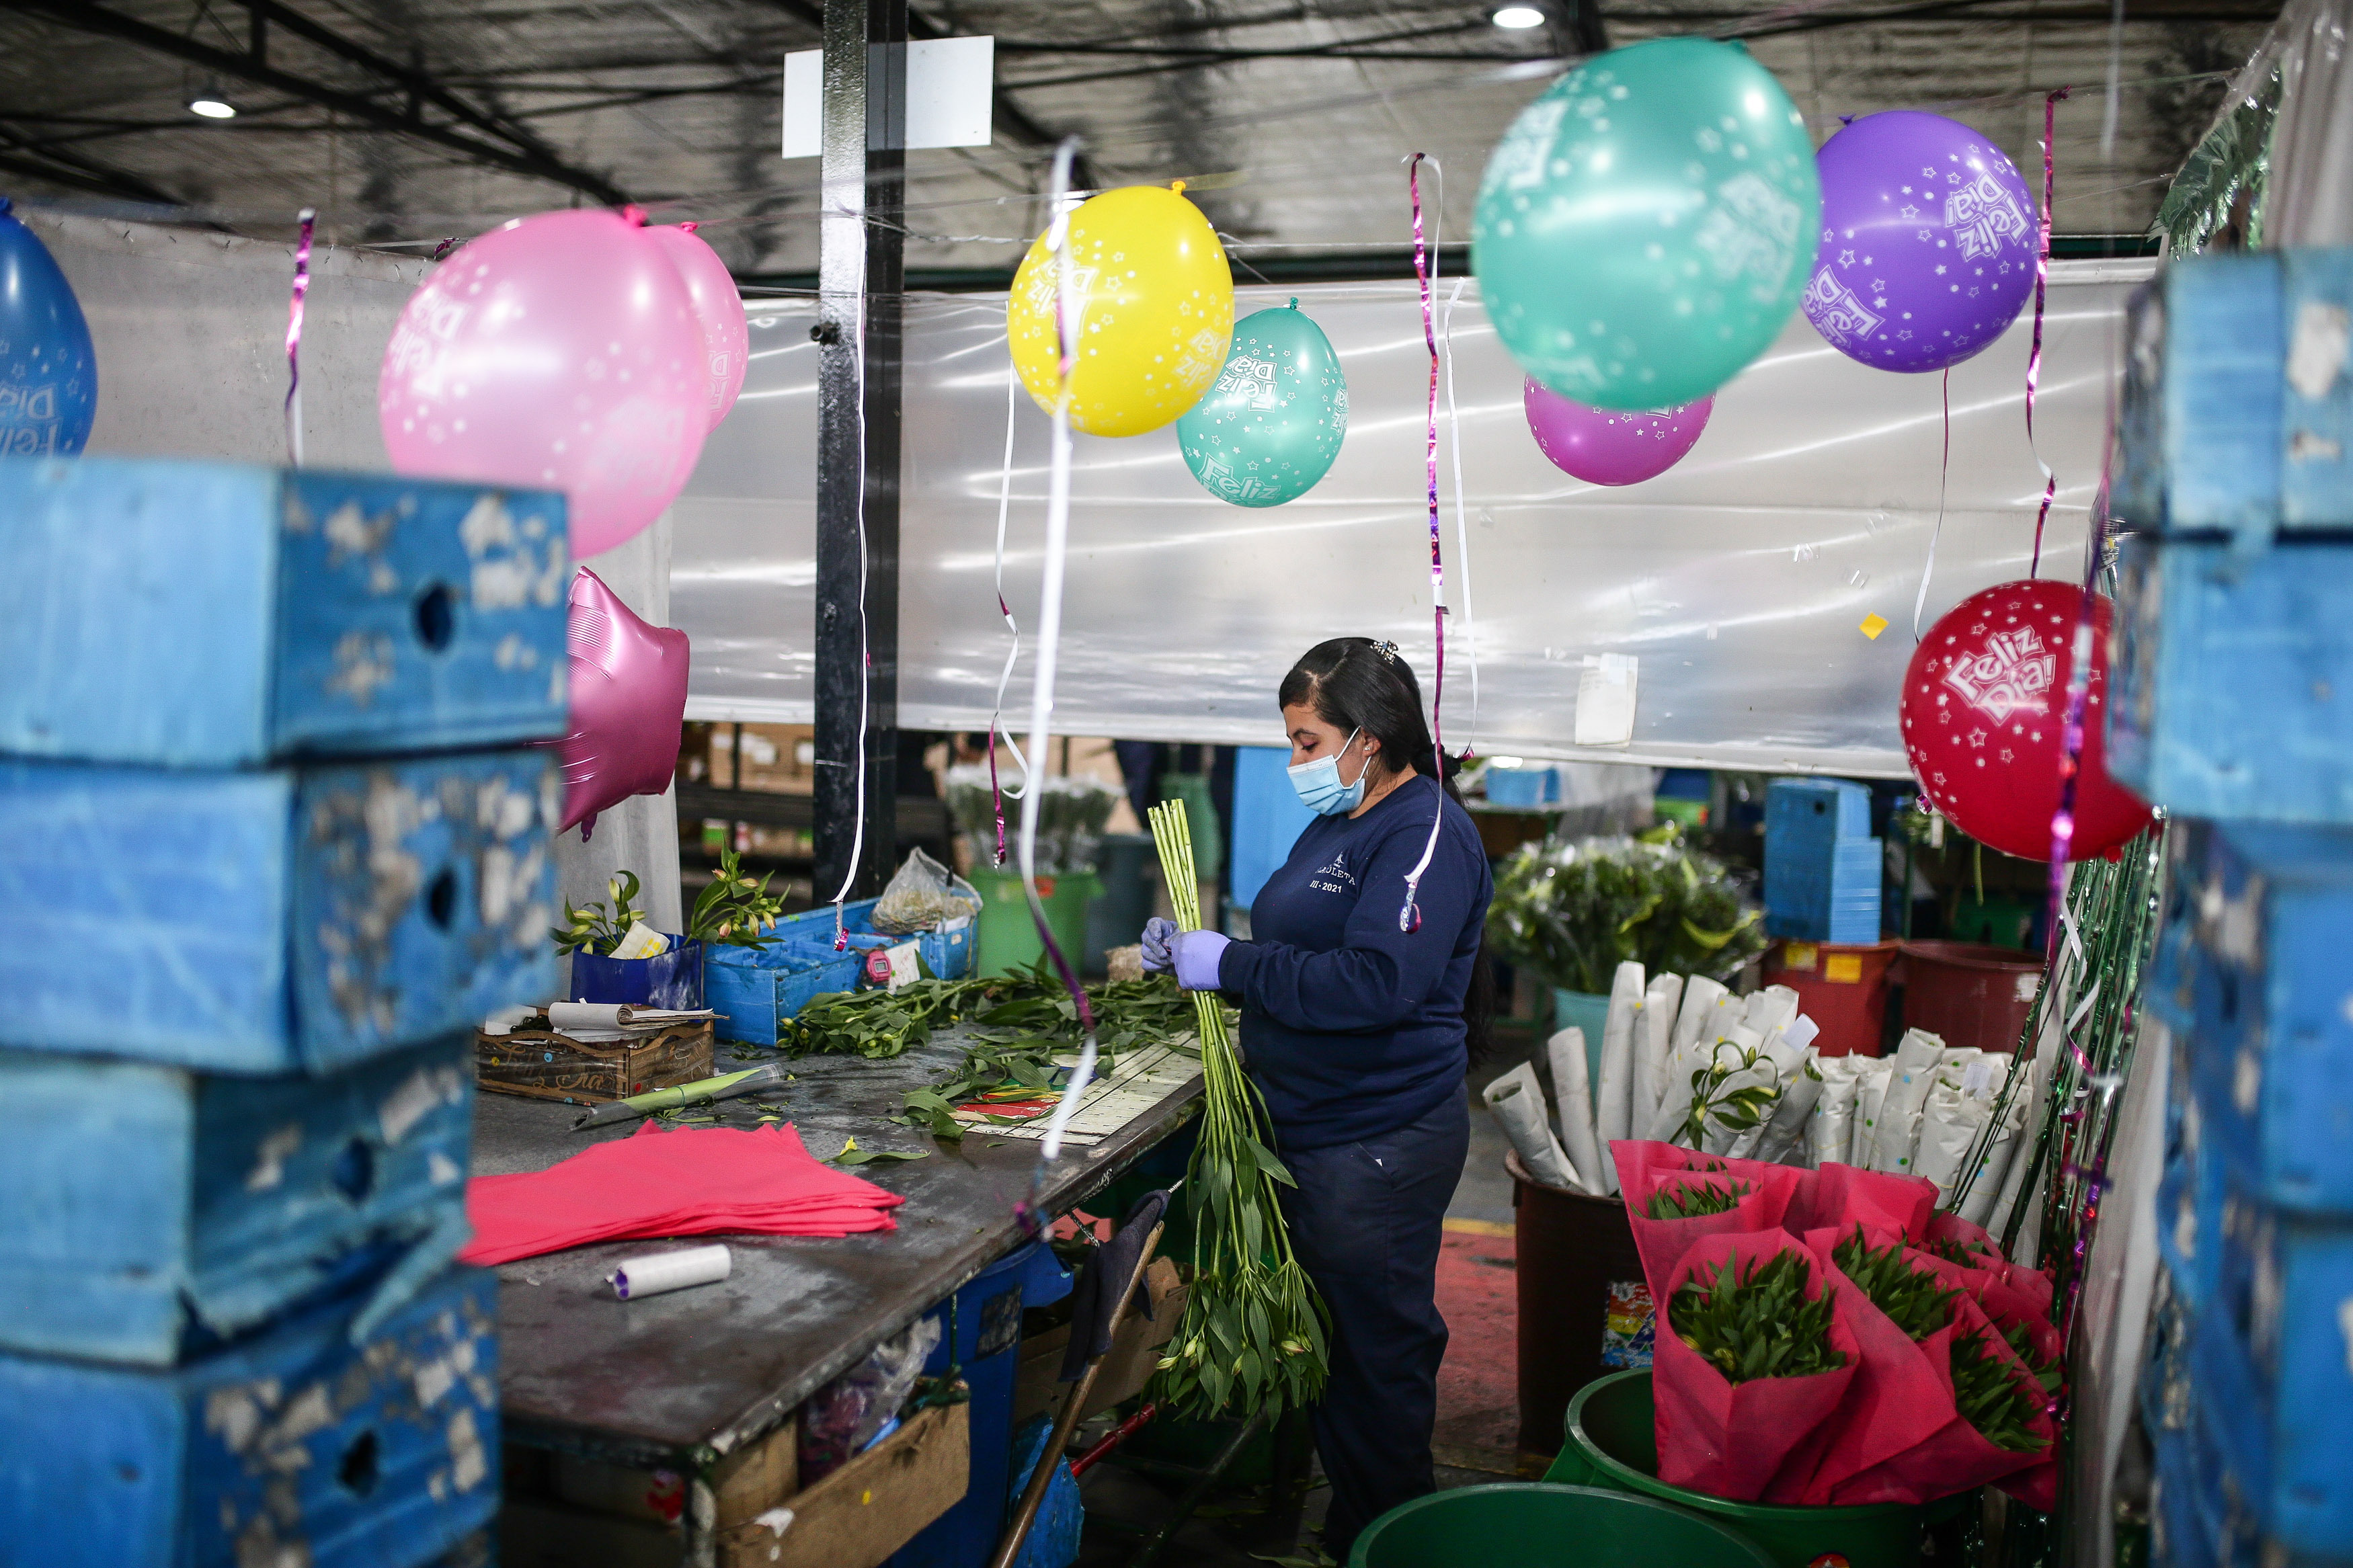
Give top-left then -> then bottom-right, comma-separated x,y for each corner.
1492,5 -> 1547,26
188,85 -> 237,120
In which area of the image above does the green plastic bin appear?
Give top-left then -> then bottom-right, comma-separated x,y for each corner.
1546,1370 -> 1932,1568
973,868 -> 1101,978
1351,1483 -> 1779,1568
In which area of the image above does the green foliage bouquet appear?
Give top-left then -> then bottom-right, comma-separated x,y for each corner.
1486,825 -> 1765,995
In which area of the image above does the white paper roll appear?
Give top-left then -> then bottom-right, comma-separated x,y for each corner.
1484,1063 -> 1587,1192
609,1243 -> 732,1301
1912,1084 -> 1990,1201
1594,961 -> 1646,1194
1670,976 -> 1728,1057
1548,1027 -> 1606,1196
1849,1059 -> 1897,1166
1806,1058 -> 1865,1168
1868,1028 -> 1947,1173
551,1001 -> 635,1031
1754,1044 -> 1827,1164
1632,973 -> 1685,1134
1743,985 -> 1800,1035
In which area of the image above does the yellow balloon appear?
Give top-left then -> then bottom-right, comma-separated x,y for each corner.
1008,184 -> 1234,438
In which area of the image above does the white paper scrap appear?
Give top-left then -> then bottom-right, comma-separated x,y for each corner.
1574,654 -> 1639,746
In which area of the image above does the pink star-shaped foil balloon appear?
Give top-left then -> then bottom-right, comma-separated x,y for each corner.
557,566 -> 690,837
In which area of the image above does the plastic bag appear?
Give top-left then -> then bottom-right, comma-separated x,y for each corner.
871,847 -> 983,935
797,1315 -> 943,1482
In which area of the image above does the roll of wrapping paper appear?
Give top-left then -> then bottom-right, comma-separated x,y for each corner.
608,1243 -> 732,1300
571,1063 -> 787,1130
549,1001 -> 635,1030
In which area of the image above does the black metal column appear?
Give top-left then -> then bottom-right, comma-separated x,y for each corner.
813,0 -> 907,902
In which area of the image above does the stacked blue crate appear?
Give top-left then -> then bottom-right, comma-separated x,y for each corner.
0,456 -> 569,1567
2118,248 -> 2353,1568
1763,777 -> 1881,944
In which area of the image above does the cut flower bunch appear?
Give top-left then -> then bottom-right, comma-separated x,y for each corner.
1670,1249 -> 1846,1382
1144,798 -> 1330,1418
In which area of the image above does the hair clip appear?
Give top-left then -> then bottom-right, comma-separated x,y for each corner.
1369,640 -> 1399,663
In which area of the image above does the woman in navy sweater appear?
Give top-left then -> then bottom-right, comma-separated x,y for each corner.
1144,636 -> 1492,1557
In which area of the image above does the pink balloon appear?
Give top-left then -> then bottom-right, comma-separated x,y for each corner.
379,210 -> 707,560
647,224 -> 750,431
1525,378 -> 1713,486
557,567 -> 690,837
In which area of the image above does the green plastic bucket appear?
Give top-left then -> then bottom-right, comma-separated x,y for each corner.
1545,1370 -> 1930,1568
1350,1483 -> 1780,1568
1552,988 -> 1611,1087
973,869 -> 1101,978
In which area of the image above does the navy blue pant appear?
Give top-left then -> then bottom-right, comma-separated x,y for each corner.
1276,1091 -> 1470,1557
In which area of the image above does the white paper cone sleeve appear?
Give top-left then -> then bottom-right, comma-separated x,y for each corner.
1851,1061 -> 1896,1166
1755,1048 -> 1827,1163
1911,1087 -> 1987,1200
1670,976 -> 1728,1057
1633,973 -> 1684,1132
1807,1067 -> 1863,1169
1548,1026 -> 1606,1195
1959,1119 -> 2022,1226
1985,1050 -> 2054,1239
1595,961 -> 1645,1157
1484,1063 -> 1588,1193
608,1243 -> 732,1300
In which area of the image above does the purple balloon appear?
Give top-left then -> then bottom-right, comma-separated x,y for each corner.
1803,111 -> 2038,374
1525,378 -> 1712,486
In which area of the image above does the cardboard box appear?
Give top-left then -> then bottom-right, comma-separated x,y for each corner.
1011,1256 -> 1185,1428
717,1401 -> 969,1568
549,1414 -> 796,1530
709,725 -> 817,795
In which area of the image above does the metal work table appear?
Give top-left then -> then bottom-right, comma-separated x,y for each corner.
474,1028 -> 1201,1472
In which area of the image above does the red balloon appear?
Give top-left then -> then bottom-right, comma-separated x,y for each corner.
557,567 -> 690,837
1900,580 -> 2152,862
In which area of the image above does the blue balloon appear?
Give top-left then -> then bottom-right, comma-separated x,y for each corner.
0,198 -> 96,457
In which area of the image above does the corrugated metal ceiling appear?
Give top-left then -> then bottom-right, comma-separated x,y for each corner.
0,0 -> 2280,274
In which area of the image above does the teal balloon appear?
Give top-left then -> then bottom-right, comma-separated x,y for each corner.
1176,302 -> 1347,507
1472,38 -> 1822,411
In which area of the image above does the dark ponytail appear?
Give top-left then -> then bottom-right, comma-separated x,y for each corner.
1279,637 -> 1497,1063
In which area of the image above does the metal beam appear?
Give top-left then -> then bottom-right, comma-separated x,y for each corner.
811,0 -> 906,903
0,0 -> 627,205
0,125 -> 182,205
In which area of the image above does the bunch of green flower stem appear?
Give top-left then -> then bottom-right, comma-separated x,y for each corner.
1144,798 -> 1330,1419
1678,1040 -> 1785,1149
1645,1180 -> 1751,1220
1486,825 -> 1765,996
1832,1230 -> 1962,1340
1950,1328 -> 2047,1452
2001,1321 -> 2064,1397
1669,1251 -> 1845,1383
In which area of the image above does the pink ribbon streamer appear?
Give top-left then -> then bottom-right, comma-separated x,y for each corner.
283,208 -> 315,466
2026,88 -> 2070,577
1400,153 -> 1450,936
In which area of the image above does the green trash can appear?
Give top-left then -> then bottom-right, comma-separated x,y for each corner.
1351,1483 -> 1779,1568
1546,1370 -> 1935,1568
973,868 -> 1101,978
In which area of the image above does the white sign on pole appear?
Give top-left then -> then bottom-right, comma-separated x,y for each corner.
781,36 -> 995,159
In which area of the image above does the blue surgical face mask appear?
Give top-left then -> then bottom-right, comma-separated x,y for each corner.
1288,727 -> 1369,817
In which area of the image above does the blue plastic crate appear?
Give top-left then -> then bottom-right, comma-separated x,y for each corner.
2112,248 -> 2353,538
1483,764 -> 1558,808
708,899 -> 974,1046
2149,817 -> 2353,1213
2112,532 -> 2353,824
2195,1198 -> 2353,1558
1763,778 -> 1879,942
0,1264 -> 497,1568
0,1033 -> 471,1367
0,750 -> 558,1075
0,456 -> 569,768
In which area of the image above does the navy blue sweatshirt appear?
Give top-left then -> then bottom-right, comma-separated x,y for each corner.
1215,774 -> 1492,1151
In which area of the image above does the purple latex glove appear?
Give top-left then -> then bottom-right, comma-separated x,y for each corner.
1140,917 -> 1178,972
1170,929 -> 1230,992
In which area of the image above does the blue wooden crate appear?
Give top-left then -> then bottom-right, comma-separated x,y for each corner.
2112,248 -> 2353,537
708,899 -> 975,1046
0,1033 -> 471,1367
0,1264 -> 497,1568
2196,1177 -> 2353,1557
2110,532 -> 2353,825
0,751 -> 557,1074
0,456 -> 569,768
2146,817 -> 2353,1214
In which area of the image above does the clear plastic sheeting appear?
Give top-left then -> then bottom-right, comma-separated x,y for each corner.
676,263 -> 2143,774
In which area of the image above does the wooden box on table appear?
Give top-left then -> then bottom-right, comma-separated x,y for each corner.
475,1022 -> 715,1105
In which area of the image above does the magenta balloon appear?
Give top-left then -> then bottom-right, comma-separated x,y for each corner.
379,210 -> 707,559
646,224 -> 750,431
1802,110 -> 2038,374
557,567 -> 690,837
1523,378 -> 1713,486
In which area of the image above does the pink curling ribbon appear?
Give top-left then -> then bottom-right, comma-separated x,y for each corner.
2026,87 -> 2071,577
283,208 -> 315,467
1400,154 -> 1449,936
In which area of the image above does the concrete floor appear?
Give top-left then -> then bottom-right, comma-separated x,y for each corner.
1072,1078 -> 1531,1567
